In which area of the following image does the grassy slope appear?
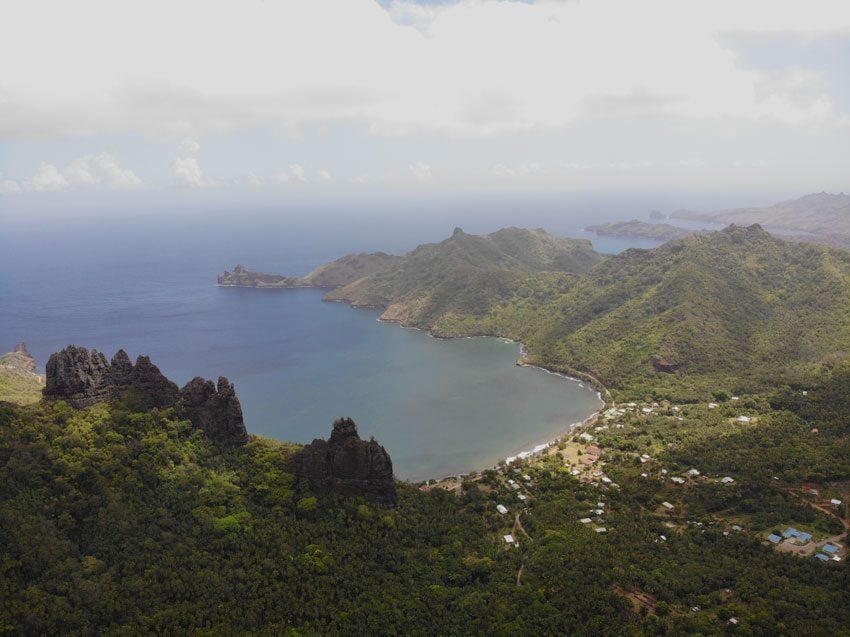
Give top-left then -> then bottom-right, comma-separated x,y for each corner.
325,227 -> 604,326
424,226 -> 850,400
0,352 -> 44,405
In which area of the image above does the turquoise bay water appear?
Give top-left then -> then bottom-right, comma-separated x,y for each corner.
1,199 -> 690,480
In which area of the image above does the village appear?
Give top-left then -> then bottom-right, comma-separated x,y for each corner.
418,394 -> 849,578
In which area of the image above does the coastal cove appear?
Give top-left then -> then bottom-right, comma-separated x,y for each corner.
0,207 -> 655,481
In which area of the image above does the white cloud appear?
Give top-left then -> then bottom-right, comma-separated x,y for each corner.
63,156 -> 99,186
95,153 -> 143,189
271,164 -> 308,184
31,163 -> 70,192
0,0 -> 847,142
0,175 -> 22,194
173,137 -> 214,187
409,161 -> 432,181
289,164 -> 306,182
5,154 -> 144,193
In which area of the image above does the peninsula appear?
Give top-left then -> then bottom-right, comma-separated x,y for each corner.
585,219 -> 699,241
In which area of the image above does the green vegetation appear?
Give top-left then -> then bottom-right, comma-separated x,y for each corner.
0,350 -> 43,405
324,226 -> 604,325
2,392 -> 849,634
586,220 -> 698,241
428,225 -> 850,400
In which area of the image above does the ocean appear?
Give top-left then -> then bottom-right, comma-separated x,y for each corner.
0,195 -> 709,480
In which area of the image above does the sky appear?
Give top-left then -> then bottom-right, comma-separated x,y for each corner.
1,0 -> 849,211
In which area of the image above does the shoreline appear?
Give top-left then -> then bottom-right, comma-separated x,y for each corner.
373,319 -> 607,483
220,277 -> 611,484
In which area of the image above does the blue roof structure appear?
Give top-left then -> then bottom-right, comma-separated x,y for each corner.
815,553 -> 830,562
767,534 -> 782,544
781,528 -> 812,542
822,543 -> 839,554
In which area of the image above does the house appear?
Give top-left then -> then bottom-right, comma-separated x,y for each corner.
721,477 -> 735,484
767,534 -> 782,544
659,535 -> 667,541
731,396 -> 740,401
641,407 -> 653,414
517,494 -> 527,501
579,433 -> 594,442
597,501 -> 605,508
815,553 -> 830,562
671,477 -> 686,485
594,527 -> 607,533
510,483 -> 520,490
731,525 -> 743,532
687,468 -> 700,477
822,543 -> 839,554
830,498 -> 842,507
585,445 -> 603,456
522,474 -> 531,482
570,469 -> 581,476
496,504 -> 508,515
728,618 -> 739,626
508,479 -> 516,485
736,416 -> 751,423
708,402 -> 718,409
661,501 -> 675,510
594,509 -> 604,516
579,517 -> 592,524
782,528 -> 813,543
503,534 -> 515,544
601,476 -> 612,484
582,455 -> 598,465
640,473 -> 648,478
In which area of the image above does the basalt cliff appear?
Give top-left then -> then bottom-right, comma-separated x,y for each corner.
294,417 -> 397,504
43,345 -> 248,446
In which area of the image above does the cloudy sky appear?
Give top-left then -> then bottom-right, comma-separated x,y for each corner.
1,0 -> 848,205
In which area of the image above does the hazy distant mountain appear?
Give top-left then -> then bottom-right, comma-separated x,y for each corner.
673,192 -> 850,247
585,220 -> 697,242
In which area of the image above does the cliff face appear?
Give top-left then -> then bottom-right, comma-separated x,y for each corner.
180,376 -> 249,446
295,417 -> 396,504
43,345 -> 248,445
44,346 -> 113,407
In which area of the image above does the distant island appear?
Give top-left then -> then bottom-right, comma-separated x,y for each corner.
673,192 -> 850,248
585,220 -> 698,242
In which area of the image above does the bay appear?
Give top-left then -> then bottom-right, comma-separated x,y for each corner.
0,197 -> 688,480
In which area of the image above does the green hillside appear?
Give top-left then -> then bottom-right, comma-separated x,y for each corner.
325,227 -> 604,326
430,225 -> 850,399
2,393 -> 849,635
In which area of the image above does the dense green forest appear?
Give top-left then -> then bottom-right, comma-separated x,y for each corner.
1,393 -> 849,635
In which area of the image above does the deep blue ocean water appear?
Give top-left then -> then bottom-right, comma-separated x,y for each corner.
0,197 -> 713,480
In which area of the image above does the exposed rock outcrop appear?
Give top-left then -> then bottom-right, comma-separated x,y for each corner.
12,343 -> 37,373
651,356 -> 680,373
43,345 -> 247,446
44,346 -> 112,407
180,376 -> 248,445
295,417 -> 396,504
126,356 -> 180,408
